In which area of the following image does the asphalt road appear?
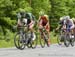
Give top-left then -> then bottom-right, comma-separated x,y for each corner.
0,44 -> 75,57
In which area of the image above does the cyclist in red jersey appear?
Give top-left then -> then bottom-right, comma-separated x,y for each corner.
38,12 -> 50,46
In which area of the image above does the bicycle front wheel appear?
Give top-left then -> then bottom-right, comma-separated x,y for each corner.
31,33 -> 38,49
40,36 -> 45,48
14,33 -> 25,50
57,34 -> 63,45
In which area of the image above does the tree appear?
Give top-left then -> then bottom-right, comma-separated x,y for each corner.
31,0 -> 51,19
49,0 -> 75,30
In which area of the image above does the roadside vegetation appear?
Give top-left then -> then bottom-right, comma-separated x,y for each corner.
0,0 -> 75,48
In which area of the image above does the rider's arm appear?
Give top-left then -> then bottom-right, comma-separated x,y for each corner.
38,16 -> 41,21
46,15 -> 49,26
38,16 -> 41,25
17,19 -> 22,26
17,13 -> 22,26
46,21 -> 50,30
45,16 -> 50,31
56,21 -> 61,30
28,14 -> 35,26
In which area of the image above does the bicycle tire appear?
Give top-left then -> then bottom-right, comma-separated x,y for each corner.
14,33 -> 25,50
64,34 -> 70,47
70,38 -> 75,47
31,33 -> 38,49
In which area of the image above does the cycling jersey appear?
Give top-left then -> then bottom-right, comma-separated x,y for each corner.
60,18 -> 74,31
66,19 -> 74,31
59,16 -> 74,32
17,12 -> 35,25
66,19 -> 74,26
25,13 -> 35,24
40,15 -> 48,26
17,12 -> 26,22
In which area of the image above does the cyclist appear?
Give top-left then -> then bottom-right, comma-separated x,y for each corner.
17,10 -> 35,41
56,16 -> 74,34
56,16 -> 65,30
63,16 -> 74,33
55,16 -> 74,43
56,16 -> 73,29
38,11 -> 50,46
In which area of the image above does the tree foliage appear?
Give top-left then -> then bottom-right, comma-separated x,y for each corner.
0,0 -> 75,35
50,0 -> 75,30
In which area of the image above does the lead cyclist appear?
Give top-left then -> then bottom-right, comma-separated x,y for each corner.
17,11 -> 36,42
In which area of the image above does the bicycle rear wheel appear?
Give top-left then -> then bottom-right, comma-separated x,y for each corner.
27,38 -> 32,48
44,34 -> 50,47
71,38 -> 75,47
70,35 -> 75,47
64,35 -> 70,47
31,33 -> 38,49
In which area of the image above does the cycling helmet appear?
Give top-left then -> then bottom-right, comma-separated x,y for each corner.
20,12 -> 26,18
65,16 -> 70,20
18,8 -> 26,18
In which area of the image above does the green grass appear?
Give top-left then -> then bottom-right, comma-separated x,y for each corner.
50,32 -> 58,44
0,40 -> 14,48
0,30 -> 15,48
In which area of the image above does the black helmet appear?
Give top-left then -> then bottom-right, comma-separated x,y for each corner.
18,8 -> 26,18
20,12 -> 26,18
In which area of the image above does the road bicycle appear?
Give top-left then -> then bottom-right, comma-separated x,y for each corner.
14,25 -> 37,50
39,27 -> 50,48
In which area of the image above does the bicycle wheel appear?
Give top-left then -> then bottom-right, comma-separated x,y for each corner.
27,38 -> 32,48
64,34 -> 70,47
44,33 -> 50,47
70,35 -> 75,47
57,30 -> 64,45
31,33 -> 38,49
57,34 -> 63,45
71,38 -> 75,47
14,33 -> 25,50
40,35 -> 45,48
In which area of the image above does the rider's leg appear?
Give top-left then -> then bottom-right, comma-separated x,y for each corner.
29,22 -> 35,40
70,25 -> 74,34
45,25 -> 50,46
39,24 -> 44,39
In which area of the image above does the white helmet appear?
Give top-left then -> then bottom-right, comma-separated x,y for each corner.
65,16 -> 70,20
